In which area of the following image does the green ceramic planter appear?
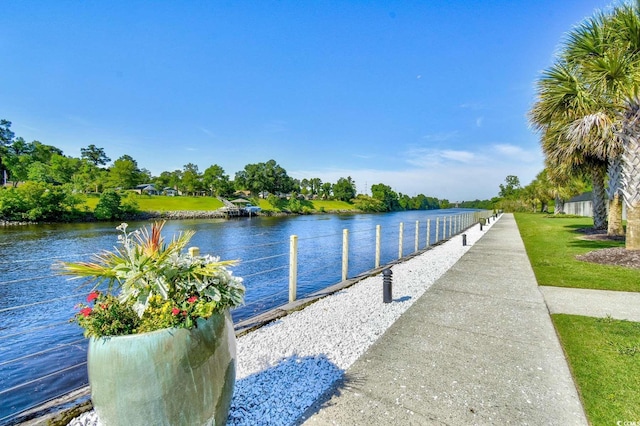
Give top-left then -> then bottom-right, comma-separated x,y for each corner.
88,310 -> 236,426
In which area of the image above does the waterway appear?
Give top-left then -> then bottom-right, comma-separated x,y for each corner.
0,208 -> 478,424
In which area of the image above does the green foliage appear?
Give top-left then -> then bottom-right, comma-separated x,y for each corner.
352,194 -> 386,212
120,191 -> 140,216
287,194 -> 303,213
498,175 -> 521,199
267,194 -> 284,209
553,314 -> 640,424
74,293 -> 140,338
370,183 -> 399,211
58,222 -> 245,337
515,213 -> 640,291
332,176 -> 356,202
234,159 -> 296,196
94,189 -> 122,221
0,182 -> 83,221
458,199 -> 495,210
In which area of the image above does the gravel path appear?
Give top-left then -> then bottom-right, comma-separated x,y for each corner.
69,219 -> 495,426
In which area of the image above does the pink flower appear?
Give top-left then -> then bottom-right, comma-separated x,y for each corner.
171,307 -> 180,316
182,311 -> 188,316
80,307 -> 92,317
87,291 -> 99,303
188,296 -> 198,303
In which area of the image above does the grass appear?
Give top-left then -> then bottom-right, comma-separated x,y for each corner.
514,213 -> 640,292
553,314 -> 640,425
84,195 -> 225,211
515,213 -> 640,424
83,194 -> 358,213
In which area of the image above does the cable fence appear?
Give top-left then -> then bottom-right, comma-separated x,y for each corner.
0,209 -> 494,424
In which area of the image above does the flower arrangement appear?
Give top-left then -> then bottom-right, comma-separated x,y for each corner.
58,221 -> 245,338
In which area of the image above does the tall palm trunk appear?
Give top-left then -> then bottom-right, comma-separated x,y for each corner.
621,101 -> 640,250
591,167 -> 608,230
554,195 -> 565,214
607,156 -> 625,236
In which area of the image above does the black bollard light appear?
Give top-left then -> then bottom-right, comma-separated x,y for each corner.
462,234 -> 467,246
383,268 -> 393,303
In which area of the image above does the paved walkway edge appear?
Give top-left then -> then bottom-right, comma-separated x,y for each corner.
301,214 -> 588,425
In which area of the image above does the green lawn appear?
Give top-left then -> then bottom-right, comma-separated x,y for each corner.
514,213 -> 640,292
553,314 -> 640,425
515,213 -> 640,425
83,194 -> 357,213
84,195 -> 225,211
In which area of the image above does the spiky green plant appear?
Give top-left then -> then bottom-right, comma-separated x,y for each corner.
57,221 -> 245,337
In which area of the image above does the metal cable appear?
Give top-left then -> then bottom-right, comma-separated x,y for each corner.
0,293 -> 84,314
0,274 -> 58,286
0,362 -> 87,396
241,264 -> 288,279
0,321 -> 72,341
0,338 -> 86,367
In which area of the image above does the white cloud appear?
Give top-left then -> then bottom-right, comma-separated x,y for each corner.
441,150 -> 476,163
404,148 -> 478,167
493,143 -> 540,163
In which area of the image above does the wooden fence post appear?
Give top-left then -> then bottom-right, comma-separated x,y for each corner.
342,229 -> 349,281
289,235 -> 298,302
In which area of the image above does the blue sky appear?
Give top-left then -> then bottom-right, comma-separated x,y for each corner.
1,0 -> 611,201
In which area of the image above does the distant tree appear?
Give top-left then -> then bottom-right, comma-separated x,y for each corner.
49,154 -> 81,184
352,194 -> 386,212
155,170 -> 183,191
0,181 -> 83,221
309,178 -> 322,196
499,175 -> 522,199
397,193 -> 412,210
320,182 -> 332,199
81,144 -> 111,166
235,159 -> 296,196
202,164 -> 233,197
30,141 -> 63,164
94,189 -> 123,220
333,176 -> 356,202
0,119 -> 15,183
108,155 -> 145,189
299,178 -> 310,198
181,163 -> 202,195
371,183 -> 399,211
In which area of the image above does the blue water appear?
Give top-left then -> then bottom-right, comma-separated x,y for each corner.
0,209 -> 478,424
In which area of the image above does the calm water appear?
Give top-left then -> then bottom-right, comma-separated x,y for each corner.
0,209 -> 476,424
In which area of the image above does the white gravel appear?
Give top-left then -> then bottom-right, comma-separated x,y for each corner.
69,219 -> 495,426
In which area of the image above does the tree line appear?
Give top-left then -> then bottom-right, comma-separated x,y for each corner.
0,119 -> 466,222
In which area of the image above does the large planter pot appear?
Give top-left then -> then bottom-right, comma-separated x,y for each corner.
88,310 -> 236,426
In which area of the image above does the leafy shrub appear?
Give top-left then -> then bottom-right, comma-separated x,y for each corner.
94,190 -> 122,220
0,182 -> 83,221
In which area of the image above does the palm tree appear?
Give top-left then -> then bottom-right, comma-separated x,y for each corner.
530,7 -> 640,239
619,99 -> 640,249
570,2 -> 640,248
529,60 -> 610,229
562,11 -> 634,236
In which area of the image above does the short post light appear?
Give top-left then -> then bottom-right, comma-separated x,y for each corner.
383,268 -> 393,303
462,234 -> 467,246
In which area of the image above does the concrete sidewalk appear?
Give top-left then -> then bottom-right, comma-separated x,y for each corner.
301,214 -> 587,425
540,286 -> 640,322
